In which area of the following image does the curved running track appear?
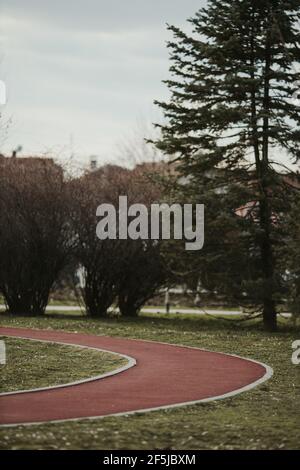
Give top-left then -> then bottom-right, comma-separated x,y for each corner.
0,327 -> 273,426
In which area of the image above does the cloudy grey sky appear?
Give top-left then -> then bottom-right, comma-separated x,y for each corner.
0,0 -> 205,166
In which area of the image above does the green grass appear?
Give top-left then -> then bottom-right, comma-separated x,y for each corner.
45,309 -> 84,317
0,336 -> 127,394
48,298 -> 80,307
144,305 -> 241,311
0,311 -> 299,450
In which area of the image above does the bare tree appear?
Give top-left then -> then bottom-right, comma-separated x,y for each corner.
0,157 -> 73,315
71,164 -> 167,317
70,165 -> 131,316
115,119 -> 165,169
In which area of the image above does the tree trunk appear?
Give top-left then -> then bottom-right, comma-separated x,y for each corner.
259,196 -> 277,331
263,298 -> 277,332
249,12 -> 277,331
259,15 -> 277,332
118,296 -> 139,317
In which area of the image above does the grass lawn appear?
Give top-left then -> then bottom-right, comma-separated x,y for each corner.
0,311 -> 299,450
0,337 -> 127,394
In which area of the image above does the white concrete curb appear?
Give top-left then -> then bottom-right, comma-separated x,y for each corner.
0,335 -> 136,397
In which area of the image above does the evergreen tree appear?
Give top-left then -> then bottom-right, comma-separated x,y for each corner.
154,0 -> 300,330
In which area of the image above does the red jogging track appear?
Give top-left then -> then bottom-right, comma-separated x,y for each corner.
0,327 -> 272,426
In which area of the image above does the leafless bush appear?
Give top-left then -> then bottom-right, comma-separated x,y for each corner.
71,164 -> 167,317
0,157 -> 73,315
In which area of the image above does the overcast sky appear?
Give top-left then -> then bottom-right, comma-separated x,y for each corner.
0,0 -> 205,167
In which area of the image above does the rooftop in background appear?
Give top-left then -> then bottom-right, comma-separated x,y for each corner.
0,154 -> 64,178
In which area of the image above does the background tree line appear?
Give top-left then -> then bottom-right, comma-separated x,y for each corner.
0,157 -> 168,318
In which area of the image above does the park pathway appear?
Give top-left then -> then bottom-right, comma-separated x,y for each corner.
0,327 -> 272,426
